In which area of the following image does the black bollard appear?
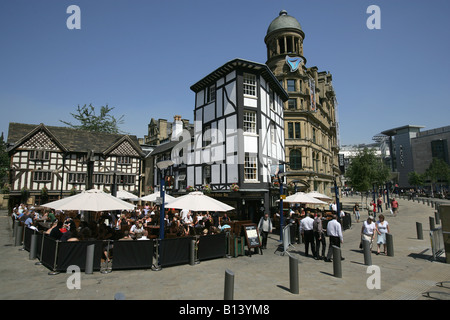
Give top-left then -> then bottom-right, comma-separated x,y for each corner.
416,222 -> 423,240
13,220 -> 19,238
224,269 -> 235,300
332,246 -> 342,278
14,224 -> 23,247
289,255 -> 299,294
189,239 -> 196,266
29,234 -> 38,260
429,216 -> 435,231
386,233 -> 394,257
363,239 -> 372,266
85,244 -> 95,274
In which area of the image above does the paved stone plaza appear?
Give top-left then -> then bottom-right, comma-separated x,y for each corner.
0,195 -> 449,300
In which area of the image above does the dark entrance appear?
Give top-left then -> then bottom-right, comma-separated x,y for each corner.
243,200 -> 264,224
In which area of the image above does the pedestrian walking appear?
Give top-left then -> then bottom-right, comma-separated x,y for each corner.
258,213 -> 273,249
376,214 -> 390,255
324,214 -> 344,262
353,203 -> 360,223
391,198 -> 399,217
360,216 -> 376,251
299,212 -> 316,258
313,212 -> 326,260
377,195 -> 383,213
369,200 -> 377,219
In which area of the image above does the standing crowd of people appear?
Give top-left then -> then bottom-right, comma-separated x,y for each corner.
257,197 -> 398,262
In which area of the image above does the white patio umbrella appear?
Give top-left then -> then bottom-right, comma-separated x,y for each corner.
115,190 -> 141,201
306,191 -> 333,202
41,188 -> 136,211
165,191 -> 234,212
280,192 -> 327,205
140,191 -> 176,203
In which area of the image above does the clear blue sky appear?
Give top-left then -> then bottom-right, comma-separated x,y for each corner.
1,0 -> 449,145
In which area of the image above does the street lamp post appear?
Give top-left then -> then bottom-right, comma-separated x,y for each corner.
277,162 -> 287,242
156,160 -> 174,240
334,178 -> 341,224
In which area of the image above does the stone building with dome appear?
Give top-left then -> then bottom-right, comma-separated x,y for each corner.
265,10 -> 341,197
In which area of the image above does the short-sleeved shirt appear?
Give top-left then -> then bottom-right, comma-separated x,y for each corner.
362,221 -> 376,235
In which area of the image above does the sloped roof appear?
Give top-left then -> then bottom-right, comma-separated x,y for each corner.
190,58 -> 289,102
7,123 -> 144,156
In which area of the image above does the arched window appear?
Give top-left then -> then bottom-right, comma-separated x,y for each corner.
290,149 -> 302,170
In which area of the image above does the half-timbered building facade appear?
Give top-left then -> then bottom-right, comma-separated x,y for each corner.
6,123 -> 144,205
176,58 -> 289,221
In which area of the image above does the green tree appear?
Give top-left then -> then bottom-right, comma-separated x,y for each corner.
345,147 -> 390,207
60,104 -> 125,134
408,171 -> 424,190
0,133 -> 10,191
423,158 -> 450,197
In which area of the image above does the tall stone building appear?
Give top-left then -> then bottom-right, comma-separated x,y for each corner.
264,10 -> 341,196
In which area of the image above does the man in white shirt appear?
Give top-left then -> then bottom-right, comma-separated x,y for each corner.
325,214 -> 344,262
361,216 -> 376,250
331,202 -> 337,212
300,213 -> 316,258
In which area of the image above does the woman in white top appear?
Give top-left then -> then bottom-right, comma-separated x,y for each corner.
361,216 -> 376,249
376,214 -> 390,255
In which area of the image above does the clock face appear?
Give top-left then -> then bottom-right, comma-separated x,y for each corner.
286,56 -> 302,72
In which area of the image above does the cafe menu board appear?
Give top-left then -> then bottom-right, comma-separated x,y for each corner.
243,224 -> 261,249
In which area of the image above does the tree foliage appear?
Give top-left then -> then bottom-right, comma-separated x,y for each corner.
60,104 -> 125,134
344,148 -> 390,192
0,133 -> 10,191
408,171 -> 424,189
423,158 -> 450,196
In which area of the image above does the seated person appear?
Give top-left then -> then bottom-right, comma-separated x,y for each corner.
119,230 -> 133,240
138,230 -> 150,240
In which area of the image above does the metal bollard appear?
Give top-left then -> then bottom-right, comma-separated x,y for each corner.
427,199 -> 430,206
29,234 -> 38,260
13,220 -> 19,238
189,239 -> 196,266
386,233 -> 394,257
416,222 -> 423,240
289,255 -> 299,294
363,239 -> 372,266
429,216 -> 435,230
332,246 -> 342,278
435,211 -> 440,225
14,224 -> 23,247
224,269 -> 235,300
85,244 -> 95,274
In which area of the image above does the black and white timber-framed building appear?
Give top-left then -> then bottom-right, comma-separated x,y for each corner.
168,58 -> 289,221
6,123 -> 144,206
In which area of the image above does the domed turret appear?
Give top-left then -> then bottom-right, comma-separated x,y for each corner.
264,10 -> 306,67
266,10 -> 303,36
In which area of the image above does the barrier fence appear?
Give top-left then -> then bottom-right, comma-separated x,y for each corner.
430,227 -> 445,261
21,227 -> 229,273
